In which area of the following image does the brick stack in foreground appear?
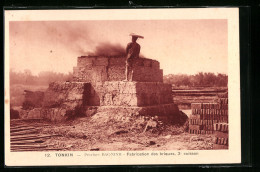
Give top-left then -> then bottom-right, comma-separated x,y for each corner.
213,92 -> 228,148
213,122 -> 228,148
189,93 -> 228,135
189,92 -> 229,149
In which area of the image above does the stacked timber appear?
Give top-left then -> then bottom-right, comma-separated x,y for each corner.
189,93 -> 228,134
10,122 -> 61,152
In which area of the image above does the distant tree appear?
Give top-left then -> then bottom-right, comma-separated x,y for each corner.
194,72 -> 204,86
10,69 -> 73,86
216,73 -> 228,87
164,72 -> 228,87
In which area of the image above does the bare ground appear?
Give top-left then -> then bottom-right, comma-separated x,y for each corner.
10,115 -> 215,151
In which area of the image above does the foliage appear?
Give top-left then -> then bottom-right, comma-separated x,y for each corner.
10,69 -> 73,86
10,69 -> 73,107
164,72 -> 228,87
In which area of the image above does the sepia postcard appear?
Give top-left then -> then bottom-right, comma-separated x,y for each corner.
4,8 -> 241,166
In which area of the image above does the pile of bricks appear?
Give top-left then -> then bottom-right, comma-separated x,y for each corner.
189,93 -> 228,135
73,56 -> 163,83
100,81 -> 173,106
213,92 -> 228,148
189,92 -> 228,148
42,82 -> 89,109
213,122 -> 228,147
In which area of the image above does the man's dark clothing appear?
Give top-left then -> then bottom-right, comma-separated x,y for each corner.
126,42 -> 140,59
125,40 -> 141,81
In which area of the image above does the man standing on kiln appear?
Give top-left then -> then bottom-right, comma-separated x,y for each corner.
125,33 -> 144,81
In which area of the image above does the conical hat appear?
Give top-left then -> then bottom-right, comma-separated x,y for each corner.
129,33 -> 144,39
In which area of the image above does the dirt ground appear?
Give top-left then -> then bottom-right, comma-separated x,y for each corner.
10,113 -> 215,151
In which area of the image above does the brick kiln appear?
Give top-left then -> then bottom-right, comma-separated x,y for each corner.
19,56 -> 181,122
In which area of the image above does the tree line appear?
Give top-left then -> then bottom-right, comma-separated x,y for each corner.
163,72 -> 228,87
10,69 -> 73,86
10,69 -> 228,87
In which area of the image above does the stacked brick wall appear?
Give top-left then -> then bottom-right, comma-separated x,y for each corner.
213,92 -> 228,149
19,82 -> 91,121
81,81 -> 173,107
213,123 -> 228,149
188,92 -> 229,148
189,100 -> 228,134
19,55 -> 182,122
73,56 -> 163,83
82,80 -> 180,123
42,82 -> 90,109
98,81 -> 173,107
130,58 -> 162,82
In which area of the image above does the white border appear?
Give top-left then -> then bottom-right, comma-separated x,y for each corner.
4,8 -> 240,166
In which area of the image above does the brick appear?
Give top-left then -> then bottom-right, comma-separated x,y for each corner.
189,125 -> 203,130
152,60 -> 160,69
131,58 -> 145,67
213,144 -> 228,149
218,92 -> 228,98
202,125 -> 214,131
214,131 -> 228,138
76,57 -> 164,83
224,138 -> 229,145
202,103 -> 210,109
107,67 -> 125,81
192,108 -> 200,115
143,59 -> 152,67
92,57 -> 108,66
109,57 -> 126,66
77,56 -> 93,67
190,114 -> 202,120
191,103 -> 202,110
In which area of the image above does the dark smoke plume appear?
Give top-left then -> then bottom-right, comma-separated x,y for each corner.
10,21 -> 137,57
42,22 -> 126,56
41,21 -> 93,55
87,42 -> 126,56
10,21 -> 94,55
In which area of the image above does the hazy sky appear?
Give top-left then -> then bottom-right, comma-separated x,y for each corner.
9,20 -> 227,75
